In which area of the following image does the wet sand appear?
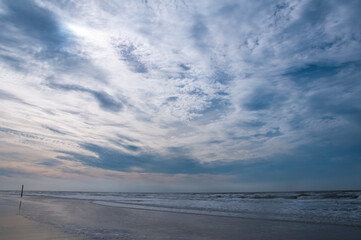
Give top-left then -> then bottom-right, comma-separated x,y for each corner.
0,197 -> 84,239
1,194 -> 361,240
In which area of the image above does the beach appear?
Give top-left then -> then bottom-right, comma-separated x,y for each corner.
1,192 -> 361,240
0,196 -> 84,239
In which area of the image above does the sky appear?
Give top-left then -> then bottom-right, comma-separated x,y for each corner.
0,0 -> 360,192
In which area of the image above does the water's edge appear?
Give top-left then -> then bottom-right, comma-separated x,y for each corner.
1,190 -> 360,227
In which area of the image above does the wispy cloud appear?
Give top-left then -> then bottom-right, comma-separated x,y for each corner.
0,0 -> 361,191
45,80 -> 123,112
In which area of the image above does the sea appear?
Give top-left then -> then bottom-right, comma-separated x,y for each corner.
2,190 -> 361,227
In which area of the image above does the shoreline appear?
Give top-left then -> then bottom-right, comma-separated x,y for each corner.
8,192 -> 361,228
1,194 -> 361,240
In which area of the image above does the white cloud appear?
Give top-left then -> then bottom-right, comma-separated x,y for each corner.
1,0 -> 361,190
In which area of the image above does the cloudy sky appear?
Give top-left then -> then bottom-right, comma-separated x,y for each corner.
0,0 -> 360,192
